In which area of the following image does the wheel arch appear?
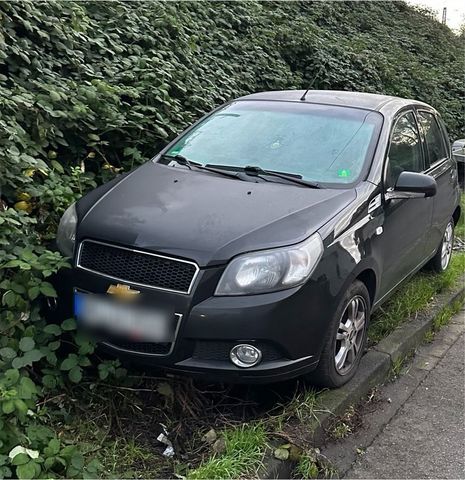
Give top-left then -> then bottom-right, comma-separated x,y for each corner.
355,268 -> 377,308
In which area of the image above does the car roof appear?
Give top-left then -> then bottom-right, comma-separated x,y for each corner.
237,90 -> 432,112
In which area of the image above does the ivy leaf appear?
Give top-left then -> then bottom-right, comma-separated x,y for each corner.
3,368 -> 20,386
71,453 -> 84,470
17,376 -> 37,399
49,91 -> 61,102
43,324 -> 61,336
78,341 -> 94,355
44,438 -> 61,457
51,160 -> 64,173
2,400 -> 15,414
39,282 -> 57,298
42,375 -> 57,389
61,318 -> 76,331
28,287 -> 40,300
10,452 -> 29,465
0,347 -> 17,360
12,350 -> 44,369
26,425 -> 54,444
68,366 -> 82,383
2,290 -> 17,307
14,399 -> 28,416
60,354 -> 78,371
19,337 -> 35,352
10,282 -> 26,294
16,461 -> 37,480
98,363 -> 110,380
46,351 -> 58,366
78,356 -> 91,367
48,340 -> 61,351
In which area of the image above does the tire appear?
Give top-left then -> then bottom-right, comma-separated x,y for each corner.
427,219 -> 454,273
306,280 -> 370,388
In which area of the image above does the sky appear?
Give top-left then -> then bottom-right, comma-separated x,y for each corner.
407,0 -> 465,31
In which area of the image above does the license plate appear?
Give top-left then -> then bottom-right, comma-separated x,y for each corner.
74,292 -> 175,343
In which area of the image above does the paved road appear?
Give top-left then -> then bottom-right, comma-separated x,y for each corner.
346,308 -> 464,479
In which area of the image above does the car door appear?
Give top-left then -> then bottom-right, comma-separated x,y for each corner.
416,109 -> 458,257
376,109 -> 434,300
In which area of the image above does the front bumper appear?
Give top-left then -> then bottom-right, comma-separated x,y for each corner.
49,263 -> 336,383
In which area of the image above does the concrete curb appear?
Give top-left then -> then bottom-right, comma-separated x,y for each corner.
262,278 -> 465,479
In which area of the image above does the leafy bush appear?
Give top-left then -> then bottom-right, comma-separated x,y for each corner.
0,1 -> 463,477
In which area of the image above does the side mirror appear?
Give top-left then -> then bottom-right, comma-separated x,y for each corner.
452,139 -> 465,163
389,171 -> 437,199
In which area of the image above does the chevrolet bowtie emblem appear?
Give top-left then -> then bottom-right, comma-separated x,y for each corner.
107,283 -> 140,300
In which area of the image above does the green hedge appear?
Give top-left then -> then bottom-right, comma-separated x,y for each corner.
0,1 -> 463,478
1,1 -> 463,204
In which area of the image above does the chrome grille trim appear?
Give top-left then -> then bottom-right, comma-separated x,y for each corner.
76,239 -> 200,295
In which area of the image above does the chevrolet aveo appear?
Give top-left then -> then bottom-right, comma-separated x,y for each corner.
53,91 -> 461,388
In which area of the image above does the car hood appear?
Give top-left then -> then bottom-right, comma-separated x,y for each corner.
77,162 -> 357,266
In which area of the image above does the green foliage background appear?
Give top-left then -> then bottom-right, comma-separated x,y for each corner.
0,1 -> 463,478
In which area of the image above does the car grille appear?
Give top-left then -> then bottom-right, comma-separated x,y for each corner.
77,240 -> 198,293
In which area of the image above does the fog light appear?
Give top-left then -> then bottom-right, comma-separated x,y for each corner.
230,344 -> 262,368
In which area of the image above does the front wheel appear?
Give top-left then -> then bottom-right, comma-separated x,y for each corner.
306,280 -> 370,388
428,219 -> 454,273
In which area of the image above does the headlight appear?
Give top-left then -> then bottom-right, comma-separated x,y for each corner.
56,203 -> 77,257
215,233 -> 323,296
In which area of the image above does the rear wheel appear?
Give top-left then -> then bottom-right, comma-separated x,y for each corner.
306,280 -> 370,388
428,219 -> 454,273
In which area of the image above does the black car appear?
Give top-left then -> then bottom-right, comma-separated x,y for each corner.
55,90 -> 461,387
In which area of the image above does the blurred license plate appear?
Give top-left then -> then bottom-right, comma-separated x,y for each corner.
74,292 -> 175,342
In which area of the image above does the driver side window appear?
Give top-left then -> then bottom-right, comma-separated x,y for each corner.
386,112 -> 424,189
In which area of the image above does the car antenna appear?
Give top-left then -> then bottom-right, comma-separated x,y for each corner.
300,88 -> 311,101
300,62 -> 326,101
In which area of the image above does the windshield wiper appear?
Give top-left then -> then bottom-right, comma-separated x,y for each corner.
161,153 -> 197,170
161,154 -> 245,181
242,165 -> 320,188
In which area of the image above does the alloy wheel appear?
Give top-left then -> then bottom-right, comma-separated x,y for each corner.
441,222 -> 453,270
334,295 -> 367,375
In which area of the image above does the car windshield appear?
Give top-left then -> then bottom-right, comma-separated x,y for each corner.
160,100 -> 383,185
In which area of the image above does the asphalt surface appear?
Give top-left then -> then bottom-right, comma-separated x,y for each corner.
321,306 -> 465,479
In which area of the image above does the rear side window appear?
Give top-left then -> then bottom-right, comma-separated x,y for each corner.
436,116 -> 451,156
386,112 -> 423,188
417,111 -> 448,166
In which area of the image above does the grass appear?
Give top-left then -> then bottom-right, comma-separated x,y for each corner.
187,423 -> 266,479
278,388 -> 326,425
51,383 -> 169,479
329,406 -> 356,440
422,293 -> 464,345
432,295 -> 465,331
389,353 -> 413,379
101,439 -> 162,479
368,251 -> 465,343
331,421 -> 351,440
296,453 -> 320,479
295,450 -> 337,479
423,330 -> 435,343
